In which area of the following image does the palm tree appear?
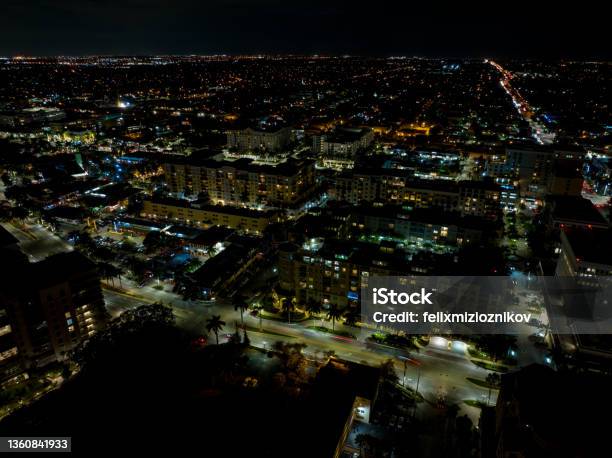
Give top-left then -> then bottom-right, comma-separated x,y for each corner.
206,315 -> 226,345
97,262 -> 114,286
305,299 -> 322,326
0,206 -> 13,222
280,297 -> 295,324
232,295 -> 248,325
112,265 -> 125,288
326,304 -> 343,332
98,263 -> 124,288
10,206 -> 29,223
343,308 -> 361,327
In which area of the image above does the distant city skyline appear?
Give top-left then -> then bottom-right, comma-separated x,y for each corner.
2,0 -> 610,58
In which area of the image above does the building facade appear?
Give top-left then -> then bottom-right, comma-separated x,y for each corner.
350,205 -> 496,246
314,127 -> 374,169
0,251 -> 107,381
164,157 -> 315,207
505,145 -> 584,198
142,198 -> 279,234
279,239 -> 434,308
226,127 -> 291,153
331,170 -> 501,219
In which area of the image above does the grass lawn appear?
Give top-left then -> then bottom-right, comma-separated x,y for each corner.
463,399 -> 488,409
243,325 -> 295,339
368,332 -> 418,350
468,345 -> 516,367
468,346 -> 489,359
466,377 -> 500,390
396,384 -> 424,403
470,359 -> 509,373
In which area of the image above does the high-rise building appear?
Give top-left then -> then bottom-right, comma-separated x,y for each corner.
313,127 -> 374,169
505,144 -> 584,197
546,160 -> 584,197
0,251 -> 107,380
556,228 -> 612,277
226,127 -> 292,153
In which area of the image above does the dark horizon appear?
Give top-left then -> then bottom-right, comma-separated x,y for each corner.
2,0 -> 610,59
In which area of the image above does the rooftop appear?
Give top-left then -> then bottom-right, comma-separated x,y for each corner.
324,126 -> 372,143
0,224 -> 19,248
165,155 -> 314,177
551,196 -> 608,226
563,228 -> 612,266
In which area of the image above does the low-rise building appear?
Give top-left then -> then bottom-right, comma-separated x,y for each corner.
547,196 -> 608,231
142,198 -> 279,234
189,236 -> 262,299
350,204 -> 499,246
556,228 -> 612,277
331,169 -> 501,219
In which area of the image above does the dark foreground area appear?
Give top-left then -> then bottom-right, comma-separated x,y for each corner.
0,305 -> 382,456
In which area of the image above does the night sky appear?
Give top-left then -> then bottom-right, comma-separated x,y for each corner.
2,0 -> 609,58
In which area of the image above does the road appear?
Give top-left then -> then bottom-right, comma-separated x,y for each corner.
102,279 -> 500,423
103,269 -> 552,422
488,60 -> 555,145
2,222 -> 73,261
3,220 -> 547,423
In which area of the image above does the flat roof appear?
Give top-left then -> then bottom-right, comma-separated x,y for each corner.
563,228 -> 612,266
164,156 -> 314,177
0,225 -> 19,247
552,197 -> 608,226
147,198 -> 277,218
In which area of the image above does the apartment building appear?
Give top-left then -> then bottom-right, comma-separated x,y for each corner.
164,156 -> 315,207
142,198 -> 279,234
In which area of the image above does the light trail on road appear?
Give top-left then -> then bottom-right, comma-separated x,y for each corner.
488,59 -> 555,145
102,283 -> 497,422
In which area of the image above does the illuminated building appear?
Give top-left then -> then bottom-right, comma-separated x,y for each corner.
278,239 -> 436,308
163,156 -> 315,207
505,144 -> 584,197
0,107 -> 66,127
313,127 -> 374,170
556,228 -> 612,277
226,126 -> 292,153
350,205 -> 498,246
142,198 -> 279,234
331,170 -> 501,219
0,251 -> 107,377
